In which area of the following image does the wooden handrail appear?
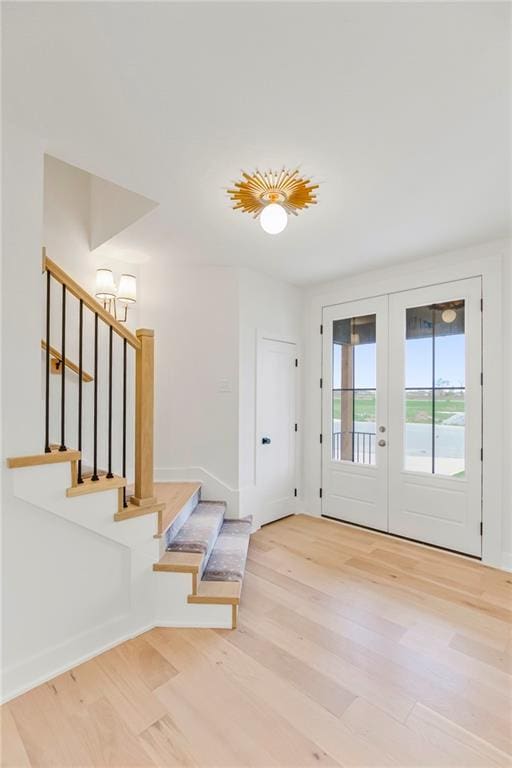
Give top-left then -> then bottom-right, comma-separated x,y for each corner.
42,248 -> 140,350
41,340 -> 93,382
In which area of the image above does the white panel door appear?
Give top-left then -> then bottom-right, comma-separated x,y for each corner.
388,278 -> 482,555
322,297 -> 389,532
256,338 -> 297,526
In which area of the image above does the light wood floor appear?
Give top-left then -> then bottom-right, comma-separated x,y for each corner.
2,514 -> 512,768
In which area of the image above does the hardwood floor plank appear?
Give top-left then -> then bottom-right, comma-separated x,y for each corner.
115,635 -> 179,690
94,646 -> 167,734
400,626 -> 512,696
449,632 -> 512,673
238,609 -> 416,722
7,682 -> 96,767
2,515 -> 511,767
138,715 -> 199,767
341,697 -> 452,767
406,703 -> 512,767
222,617 -> 357,717
85,697 -> 157,767
1,706 -> 32,768
246,556 -> 409,641
265,601 -> 510,721
343,556 -> 512,625
184,628 -> 396,768
154,664 -> 289,767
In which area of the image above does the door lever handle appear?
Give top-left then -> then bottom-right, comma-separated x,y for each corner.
261,437 -> 271,445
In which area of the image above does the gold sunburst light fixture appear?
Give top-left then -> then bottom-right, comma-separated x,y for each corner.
227,168 -> 319,234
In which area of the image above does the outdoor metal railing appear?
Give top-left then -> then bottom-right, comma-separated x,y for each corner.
332,430 -> 375,464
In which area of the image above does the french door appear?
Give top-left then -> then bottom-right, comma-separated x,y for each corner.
322,296 -> 389,532
321,278 -> 482,556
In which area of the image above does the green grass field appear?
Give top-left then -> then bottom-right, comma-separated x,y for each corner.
333,393 -> 464,424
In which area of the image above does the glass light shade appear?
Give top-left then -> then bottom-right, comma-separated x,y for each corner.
441,308 -> 457,323
95,268 -> 116,300
260,203 -> 288,235
117,273 -> 137,304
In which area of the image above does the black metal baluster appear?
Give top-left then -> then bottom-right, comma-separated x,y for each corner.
363,432 -> 366,464
44,271 -> 51,453
107,325 -> 114,478
77,299 -> 84,483
91,312 -> 99,481
122,338 -> 127,507
59,284 -> 67,451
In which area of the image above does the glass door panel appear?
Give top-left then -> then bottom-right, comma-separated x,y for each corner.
404,301 -> 466,477
331,314 -> 376,465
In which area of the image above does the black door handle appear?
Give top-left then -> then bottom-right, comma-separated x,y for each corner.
261,437 -> 271,445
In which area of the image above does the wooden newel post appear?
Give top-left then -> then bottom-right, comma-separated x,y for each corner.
132,328 -> 156,506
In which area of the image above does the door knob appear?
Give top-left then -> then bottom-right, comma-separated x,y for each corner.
379,426 -> 386,433
378,439 -> 386,447
262,437 -> 271,445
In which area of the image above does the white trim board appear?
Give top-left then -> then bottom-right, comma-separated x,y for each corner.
303,239 -> 508,570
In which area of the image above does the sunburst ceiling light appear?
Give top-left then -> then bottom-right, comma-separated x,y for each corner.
227,168 -> 319,234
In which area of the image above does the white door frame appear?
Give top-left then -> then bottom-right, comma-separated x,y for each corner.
255,330 -> 299,524
306,242 -> 505,568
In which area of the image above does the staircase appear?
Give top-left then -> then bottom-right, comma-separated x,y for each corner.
154,497 -> 252,628
6,251 -> 251,634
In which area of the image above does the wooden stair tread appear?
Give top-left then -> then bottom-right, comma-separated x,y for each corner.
66,475 -> 126,497
154,481 -> 201,537
188,580 -> 241,605
114,499 -> 166,522
153,551 -> 204,573
7,446 -> 80,469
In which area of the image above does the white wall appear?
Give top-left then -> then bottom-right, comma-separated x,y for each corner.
302,238 -> 511,569
144,262 -> 240,491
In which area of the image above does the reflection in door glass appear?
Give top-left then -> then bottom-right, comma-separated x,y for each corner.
404,301 -> 465,476
332,314 -> 376,465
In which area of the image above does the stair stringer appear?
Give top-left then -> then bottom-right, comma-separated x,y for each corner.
10,463 -> 158,549
10,464 -> 233,632
4,464 -> 161,702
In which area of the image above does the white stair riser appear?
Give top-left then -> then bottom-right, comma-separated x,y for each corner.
154,571 -> 232,628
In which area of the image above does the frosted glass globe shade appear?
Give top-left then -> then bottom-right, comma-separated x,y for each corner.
441,308 -> 457,323
260,203 -> 288,235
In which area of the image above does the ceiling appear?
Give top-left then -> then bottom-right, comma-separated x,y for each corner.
3,1 -> 510,285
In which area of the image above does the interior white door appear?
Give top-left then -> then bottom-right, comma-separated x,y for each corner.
322,297 -> 389,531
256,337 -> 297,526
388,278 -> 482,555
